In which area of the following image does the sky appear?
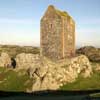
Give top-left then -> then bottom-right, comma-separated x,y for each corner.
0,0 -> 100,47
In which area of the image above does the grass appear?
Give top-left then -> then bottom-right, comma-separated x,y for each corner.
60,71 -> 100,91
0,67 -> 33,92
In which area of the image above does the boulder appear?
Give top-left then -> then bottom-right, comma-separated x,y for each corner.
15,53 -> 40,69
76,46 -> 100,62
70,55 -> 92,78
93,63 -> 100,71
0,52 -> 11,67
40,74 -> 59,90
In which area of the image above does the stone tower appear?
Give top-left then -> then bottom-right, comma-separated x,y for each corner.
40,5 -> 75,60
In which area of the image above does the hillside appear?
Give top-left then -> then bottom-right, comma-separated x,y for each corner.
76,46 -> 100,62
0,45 -> 40,58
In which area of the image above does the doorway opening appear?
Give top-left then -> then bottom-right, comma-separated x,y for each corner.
11,58 -> 16,69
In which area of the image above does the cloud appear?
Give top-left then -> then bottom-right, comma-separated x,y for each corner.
0,18 -> 36,24
77,28 -> 100,33
0,33 -> 40,46
77,17 -> 100,25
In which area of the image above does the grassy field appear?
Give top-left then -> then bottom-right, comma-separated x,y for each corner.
0,45 -> 40,58
0,67 -> 33,92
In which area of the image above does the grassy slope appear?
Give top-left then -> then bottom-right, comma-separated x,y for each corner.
0,67 -> 33,92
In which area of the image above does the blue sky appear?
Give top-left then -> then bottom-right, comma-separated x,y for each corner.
0,0 -> 100,47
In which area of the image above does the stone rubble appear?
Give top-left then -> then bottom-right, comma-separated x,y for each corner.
0,52 -> 11,67
23,54 -> 93,92
15,53 -> 40,70
0,52 -> 93,92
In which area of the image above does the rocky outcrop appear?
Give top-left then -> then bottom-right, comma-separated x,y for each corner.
26,55 -> 92,92
70,55 -> 92,78
0,52 -> 92,91
15,53 -> 40,69
0,52 -> 11,67
77,46 -> 100,62
92,63 -> 100,71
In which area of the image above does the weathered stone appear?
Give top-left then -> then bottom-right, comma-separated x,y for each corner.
36,65 -> 48,78
0,52 -> 11,67
40,5 -> 75,60
30,55 -> 92,92
40,74 -> 59,90
70,55 -> 92,78
15,53 -> 40,69
32,74 -> 41,92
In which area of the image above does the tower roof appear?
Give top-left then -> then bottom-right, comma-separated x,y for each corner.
47,5 -> 69,17
56,10 -> 69,17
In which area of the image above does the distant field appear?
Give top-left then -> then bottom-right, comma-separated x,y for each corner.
0,45 -> 40,58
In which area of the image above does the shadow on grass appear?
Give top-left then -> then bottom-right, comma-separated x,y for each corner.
0,90 -> 100,100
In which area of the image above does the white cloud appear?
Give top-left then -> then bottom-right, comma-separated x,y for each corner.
0,18 -> 37,24
77,17 -> 100,25
77,28 -> 100,33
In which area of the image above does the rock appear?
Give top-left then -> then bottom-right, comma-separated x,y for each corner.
40,74 -> 59,90
76,46 -> 100,62
0,52 -> 11,67
30,55 -> 92,92
15,53 -> 40,69
70,55 -> 92,78
36,64 -> 48,78
93,63 -> 100,71
32,74 -> 41,92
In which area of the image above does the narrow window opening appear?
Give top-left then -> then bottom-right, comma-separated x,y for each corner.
51,24 -> 52,28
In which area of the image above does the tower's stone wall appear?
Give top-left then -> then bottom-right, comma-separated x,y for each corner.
40,5 -> 75,60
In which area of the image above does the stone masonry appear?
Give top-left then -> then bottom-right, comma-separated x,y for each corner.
40,5 -> 75,60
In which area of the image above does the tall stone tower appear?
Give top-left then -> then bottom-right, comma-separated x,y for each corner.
40,5 -> 75,60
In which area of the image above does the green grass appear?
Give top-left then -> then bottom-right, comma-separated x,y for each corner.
60,72 -> 100,91
0,67 -> 33,92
